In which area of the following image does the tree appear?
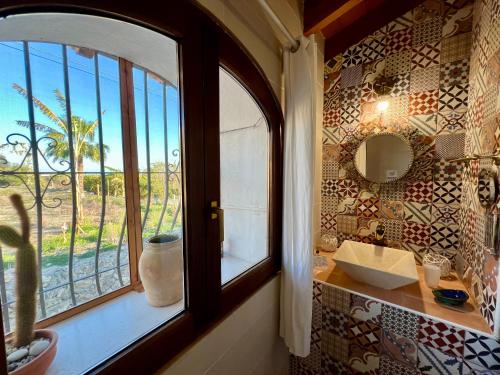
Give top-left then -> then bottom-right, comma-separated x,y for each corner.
13,83 -> 108,230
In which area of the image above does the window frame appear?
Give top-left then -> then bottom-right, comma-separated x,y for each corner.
0,2 -> 284,373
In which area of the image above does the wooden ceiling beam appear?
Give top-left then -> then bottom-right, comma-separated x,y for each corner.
322,0 -> 424,61
304,0 -> 360,36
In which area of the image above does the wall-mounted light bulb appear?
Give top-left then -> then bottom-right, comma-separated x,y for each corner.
376,99 -> 389,112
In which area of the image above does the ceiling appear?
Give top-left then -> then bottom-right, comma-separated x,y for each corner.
304,0 -> 424,60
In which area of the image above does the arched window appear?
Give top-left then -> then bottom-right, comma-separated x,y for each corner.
0,3 -> 283,374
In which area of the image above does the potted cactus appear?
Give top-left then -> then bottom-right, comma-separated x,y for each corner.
1,194 -> 58,374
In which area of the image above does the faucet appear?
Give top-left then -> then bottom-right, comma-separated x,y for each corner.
373,223 -> 387,246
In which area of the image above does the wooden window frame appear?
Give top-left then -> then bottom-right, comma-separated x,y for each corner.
0,1 -> 284,373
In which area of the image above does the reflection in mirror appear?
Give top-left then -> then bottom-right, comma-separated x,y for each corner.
478,169 -> 498,208
354,133 -> 413,183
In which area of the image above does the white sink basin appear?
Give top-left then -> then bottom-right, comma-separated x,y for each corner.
332,240 -> 418,290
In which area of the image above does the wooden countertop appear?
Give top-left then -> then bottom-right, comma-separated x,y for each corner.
314,251 -> 492,336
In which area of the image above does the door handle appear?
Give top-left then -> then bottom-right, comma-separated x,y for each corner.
210,201 -> 224,243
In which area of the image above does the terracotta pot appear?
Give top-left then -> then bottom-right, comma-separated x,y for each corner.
139,236 -> 183,306
9,329 -> 58,375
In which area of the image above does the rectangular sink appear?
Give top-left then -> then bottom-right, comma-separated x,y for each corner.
332,240 -> 418,290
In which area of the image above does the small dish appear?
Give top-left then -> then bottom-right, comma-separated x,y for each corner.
433,289 -> 469,306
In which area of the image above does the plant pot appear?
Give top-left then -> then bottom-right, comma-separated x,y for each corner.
139,236 -> 183,307
8,329 -> 58,375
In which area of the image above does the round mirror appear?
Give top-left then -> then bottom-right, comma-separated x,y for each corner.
478,169 -> 498,208
354,133 -> 414,183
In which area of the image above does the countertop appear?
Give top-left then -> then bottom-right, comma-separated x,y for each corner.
314,250 -> 492,335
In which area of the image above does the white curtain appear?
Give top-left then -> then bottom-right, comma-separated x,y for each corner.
280,35 -> 316,357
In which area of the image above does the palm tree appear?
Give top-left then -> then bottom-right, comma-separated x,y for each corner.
12,83 -> 108,230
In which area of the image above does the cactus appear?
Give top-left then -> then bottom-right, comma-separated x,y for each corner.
0,194 -> 37,347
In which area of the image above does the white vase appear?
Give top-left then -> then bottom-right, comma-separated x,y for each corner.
139,237 -> 183,307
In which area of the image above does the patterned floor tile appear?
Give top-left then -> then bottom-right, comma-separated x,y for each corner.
341,85 -> 361,105
439,84 -> 468,111
290,355 -> 319,375
386,50 -> 411,76
440,32 -> 472,63
390,73 -> 411,97
321,179 -> 336,197
340,104 -> 361,125
409,113 -> 437,135
323,305 -> 349,338
341,65 -> 363,88
357,197 -> 381,219
411,42 -> 441,70
342,43 -> 363,68
337,179 -> 359,198
435,133 -> 465,159
404,221 -> 431,247
431,203 -> 460,225
413,16 -> 442,46
418,343 -> 463,374
381,181 -> 407,200
463,332 -> 500,371
433,159 -> 463,181
321,212 -> 336,232
337,215 -> 358,235
380,200 -> 404,220
381,304 -> 419,339
418,316 -> 465,357
437,109 -> 466,133
462,360 -> 498,375
350,294 -> 381,324
440,58 -> 469,86
338,197 -> 357,215
382,329 -> 418,366
321,352 -> 349,375
430,222 -> 460,250
410,66 -> 440,93
386,28 -> 412,54
381,219 -> 404,241
322,284 -> 351,314
348,317 -> 382,354
379,356 -> 420,375
313,281 -> 322,304
362,36 -> 386,63
349,344 -> 380,374
432,180 -> 462,204
404,201 -> 432,224
409,90 -> 439,115
322,331 -> 349,364
405,181 -> 433,202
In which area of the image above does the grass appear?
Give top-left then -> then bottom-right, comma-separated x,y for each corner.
1,195 -> 182,270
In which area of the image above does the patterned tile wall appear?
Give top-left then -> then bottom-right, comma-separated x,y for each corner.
322,0 -> 475,268
290,281 -> 500,374
322,0 -> 500,340
457,0 -> 500,334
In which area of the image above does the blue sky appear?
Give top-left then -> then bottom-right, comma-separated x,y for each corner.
0,41 -> 180,173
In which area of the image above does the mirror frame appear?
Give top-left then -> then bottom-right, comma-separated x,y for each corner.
354,132 -> 414,184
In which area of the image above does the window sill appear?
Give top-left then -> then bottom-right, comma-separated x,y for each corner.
45,291 -> 184,375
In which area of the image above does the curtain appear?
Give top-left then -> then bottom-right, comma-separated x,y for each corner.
280,35 -> 316,357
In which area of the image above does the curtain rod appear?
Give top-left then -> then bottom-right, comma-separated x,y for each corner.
257,0 -> 300,53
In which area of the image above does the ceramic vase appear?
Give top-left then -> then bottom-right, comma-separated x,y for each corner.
139,236 -> 183,307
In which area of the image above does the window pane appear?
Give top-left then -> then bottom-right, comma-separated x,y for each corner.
132,66 -> 184,302
0,42 -> 129,330
219,68 -> 269,285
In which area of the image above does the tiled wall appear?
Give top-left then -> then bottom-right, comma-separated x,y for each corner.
321,0 -> 476,266
457,0 -> 500,334
290,281 -> 500,374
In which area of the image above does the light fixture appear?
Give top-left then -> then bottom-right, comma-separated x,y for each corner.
373,76 -> 396,112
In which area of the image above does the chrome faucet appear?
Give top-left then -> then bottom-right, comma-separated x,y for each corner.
373,223 -> 387,246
